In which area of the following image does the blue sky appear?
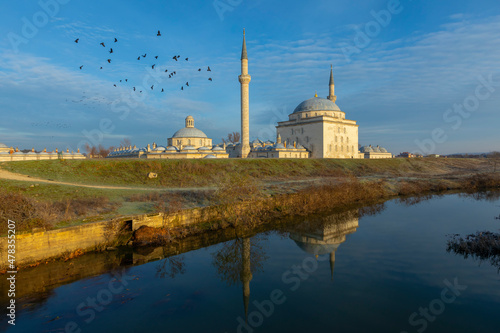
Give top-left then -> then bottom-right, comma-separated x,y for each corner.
0,0 -> 499,154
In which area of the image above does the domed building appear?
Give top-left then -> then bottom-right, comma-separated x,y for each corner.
0,142 -> 10,153
359,145 -> 393,159
107,116 -> 228,159
167,116 -> 212,149
276,66 -> 362,159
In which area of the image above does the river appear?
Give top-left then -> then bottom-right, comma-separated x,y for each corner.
2,192 -> 500,333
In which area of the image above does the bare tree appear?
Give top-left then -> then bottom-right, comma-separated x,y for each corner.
222,132 -> 241,144
488,151 -> 500,172
120,137 -> 132,148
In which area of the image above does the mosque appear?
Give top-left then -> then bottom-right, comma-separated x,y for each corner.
0,32 -> 392,161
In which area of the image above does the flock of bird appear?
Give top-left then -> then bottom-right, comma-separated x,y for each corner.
73,30 -> 213,96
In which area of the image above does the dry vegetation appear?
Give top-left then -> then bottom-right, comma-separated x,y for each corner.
0,190 -> 116,234
447,231 -> 500,269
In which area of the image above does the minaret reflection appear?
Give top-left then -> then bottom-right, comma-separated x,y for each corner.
241,237 -> 252,319
289,209 -> 359,280
211,235 -> 267,320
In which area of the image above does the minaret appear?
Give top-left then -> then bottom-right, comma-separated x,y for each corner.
327,65 -> 337,102
239,29 -> 251,158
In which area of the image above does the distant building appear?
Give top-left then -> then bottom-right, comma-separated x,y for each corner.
359,145 -> 393,159
0,146 -> 85,162
107,116 -> 228,159
397,152 -> 418,158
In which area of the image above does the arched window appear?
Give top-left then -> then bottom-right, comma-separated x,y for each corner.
347,137 -> 349,144
335,136 -> 337,143
344,128 -> 346,134
341,137 -> 343,143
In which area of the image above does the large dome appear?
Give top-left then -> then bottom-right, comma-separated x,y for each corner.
171,127 -> 207,138
0,143 -> 8,148
293,97 -> 341,113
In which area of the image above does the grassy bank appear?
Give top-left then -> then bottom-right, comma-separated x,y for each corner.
132,173 -> 500,246
0,158 -> 497,235
0,158 -> 489,188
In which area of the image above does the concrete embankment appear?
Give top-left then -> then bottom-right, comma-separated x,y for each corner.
0,207 -> 217,269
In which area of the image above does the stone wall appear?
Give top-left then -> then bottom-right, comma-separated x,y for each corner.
0,207 -> 220,269
0,219 -> 130,269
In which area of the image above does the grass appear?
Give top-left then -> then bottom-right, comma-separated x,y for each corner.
0,158 -> 496,235
0,158 -> 489,188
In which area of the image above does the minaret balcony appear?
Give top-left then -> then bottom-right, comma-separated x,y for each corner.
239,74 -> 251,84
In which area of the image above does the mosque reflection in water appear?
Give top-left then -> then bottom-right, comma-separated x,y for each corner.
210,209 -> 359,319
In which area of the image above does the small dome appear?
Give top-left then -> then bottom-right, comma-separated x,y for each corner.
172,116 -> 207,138
204,154 -> 217,159
379,147 -> 388,153
293,240 -> 341,256
274,143 -> 285,149
360,146 -> 374,153
171,127 -> 207,138
153,146 -> 166,151
182,145 -> 196,150
293,97 -> 341,113
198,146 -> 211,151
166,146 -> 178,151
212,146 -> 224,151
0,143 -> 8,148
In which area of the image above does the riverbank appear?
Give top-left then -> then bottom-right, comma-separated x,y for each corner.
0,158 -> 493,234
2,169 -> 500,270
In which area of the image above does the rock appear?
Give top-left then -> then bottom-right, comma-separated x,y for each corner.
147,172 -> 158,179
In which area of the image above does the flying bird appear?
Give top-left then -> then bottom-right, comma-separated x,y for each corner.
125,79 -> 128,82
113,84 -> 117,87
185,58 -> 188,61
137,56 -> 141,60
119,80 -> 122,82
107,59 -> 111,63
181,86 -> 183,90
114,38 -> 118,42
157,30 -> 161,36
164,69 -> 168,73
100,42 -> 105,47
186,82 -> 189,87
142,53 -> 147,58
198,68 -> 201,71
161,88 -> 164,92
173,56 -> 178,61
109,48 -> 113,54
207,66 -> 211,71
208,78 -> 212,81
79,65 -> 83,70
100,67 -> 103,69
155,56 -> 158,59
151,85 -> 154,90
133,87 -> 136,91
152,64 -> 155,69
74,38 -> 79,43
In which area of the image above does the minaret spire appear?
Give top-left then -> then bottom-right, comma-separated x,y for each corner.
328,64 -> 337,102
239,29 -> 251,158
241,29 -> 248,60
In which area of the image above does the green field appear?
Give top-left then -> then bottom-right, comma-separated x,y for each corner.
0,157 -> 491,233
0,158 -> 487,188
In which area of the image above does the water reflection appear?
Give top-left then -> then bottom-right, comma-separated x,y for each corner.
211,236 -> 268,318
288,210 -> 359,280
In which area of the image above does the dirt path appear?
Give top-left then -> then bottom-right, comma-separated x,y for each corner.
0,168 -> 214,191
0,168 -> 324,192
